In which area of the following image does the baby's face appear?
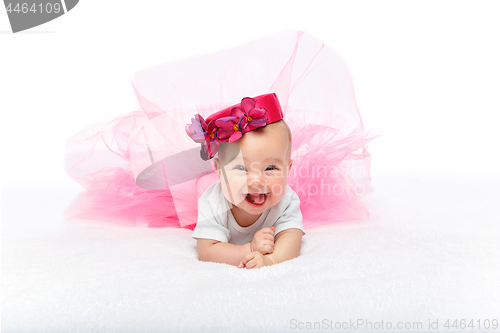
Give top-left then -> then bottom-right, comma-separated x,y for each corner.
215,126 -> 292,216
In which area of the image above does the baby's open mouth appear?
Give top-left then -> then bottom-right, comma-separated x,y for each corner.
243,192 -> 269,206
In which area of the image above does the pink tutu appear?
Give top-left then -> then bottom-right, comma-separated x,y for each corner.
64,30 -> 378,230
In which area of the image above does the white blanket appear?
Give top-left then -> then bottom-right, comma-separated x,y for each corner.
3,170 -> 499,332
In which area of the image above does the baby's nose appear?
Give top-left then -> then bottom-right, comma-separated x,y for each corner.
247,173 -> 264,187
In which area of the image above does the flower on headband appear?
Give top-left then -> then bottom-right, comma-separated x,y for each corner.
186,96 -> 270,160
202,120 -> 219,159
214,112 -> 243,143
239,97 -> 268,130
186,114 -> 219,160
185,114 -> 220,148
201,138 -> 221,161
185,114 -> 208,143
214,97 -> 268,143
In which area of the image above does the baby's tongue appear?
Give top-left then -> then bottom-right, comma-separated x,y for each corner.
249,193 -> 265,204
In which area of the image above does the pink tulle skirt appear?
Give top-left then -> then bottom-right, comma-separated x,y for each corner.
64,30 -> 378,230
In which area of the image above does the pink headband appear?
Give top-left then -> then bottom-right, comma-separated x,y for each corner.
185,92 -> 284,160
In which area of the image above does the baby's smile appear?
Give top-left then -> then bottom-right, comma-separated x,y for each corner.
242,192 -> 270,206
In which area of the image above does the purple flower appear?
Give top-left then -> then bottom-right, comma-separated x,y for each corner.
185,114 -> 207,143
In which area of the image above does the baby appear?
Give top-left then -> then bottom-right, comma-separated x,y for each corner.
189,94 -> 305,269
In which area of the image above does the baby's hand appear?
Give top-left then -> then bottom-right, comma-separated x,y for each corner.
237,251 -> 272,269
250,226 -> 275,255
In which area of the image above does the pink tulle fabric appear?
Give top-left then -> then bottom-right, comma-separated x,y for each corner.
64,30 -> 378,230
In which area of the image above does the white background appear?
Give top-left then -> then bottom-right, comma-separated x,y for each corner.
2,2 -> 500,331
1,0 -> 500,187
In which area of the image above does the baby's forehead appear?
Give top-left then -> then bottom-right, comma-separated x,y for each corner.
251,121 -> 289,142
244,126 -> 288,149
218,121 -> 291,163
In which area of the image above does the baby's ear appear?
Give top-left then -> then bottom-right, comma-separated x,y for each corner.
288,159 -> 293,175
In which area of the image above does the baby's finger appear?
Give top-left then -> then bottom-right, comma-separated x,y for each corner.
263,245 -> 273,254
256,240 -> 272,252
262,234 -> 275,242
260,240 -> 274,250
263,238 -> 274,246
245,258 -> 257,269
241,252 -> 255,265
260,227 -> 275,235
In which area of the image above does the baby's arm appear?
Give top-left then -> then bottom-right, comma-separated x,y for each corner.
238,228 -> 302,269
197,239 -> 251,267
265,228 -> 302,265
250,226 -> 275,254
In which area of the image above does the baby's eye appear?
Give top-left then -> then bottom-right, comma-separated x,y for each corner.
265,165 -> 278,171
234,165 -> 247,171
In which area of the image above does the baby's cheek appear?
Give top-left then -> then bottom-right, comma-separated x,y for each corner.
225,173 -> 245,187
269,182 -> 287,197
222,178 -> 247,203
220,184 -> 232,202
231,177 -> 247,190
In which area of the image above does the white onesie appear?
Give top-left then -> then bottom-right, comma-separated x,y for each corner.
192,180 -> 305,245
